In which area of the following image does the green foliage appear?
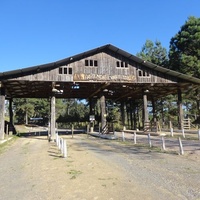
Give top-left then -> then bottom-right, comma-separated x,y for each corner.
169,16 -> 200,115
13,97 -> 90,126
169,16 -> 200,77
13,98 -> 49,124
56,99 -> 89,124
136,39 -> 168,67
106,101 -> 121,123
13,99 -> 34,123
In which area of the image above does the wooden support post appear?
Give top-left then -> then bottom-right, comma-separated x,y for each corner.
143,92 -> 149,132
143,93 -> 148,122
100,94 -> 106,131
9,98 -> 14,135
89,98 -> 95,133
130,100 -> 134,129
152,98 -> 157,132
50,95 -> 56,141
133,101 -> 137,130
121,101 -> 126,130
0,87 -> 5,140
177,89 -> 183,130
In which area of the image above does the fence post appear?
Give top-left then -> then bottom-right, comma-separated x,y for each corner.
63,139 -> 67,158
122,131 -> 125,141
161,136 -> 166,150
61,138 -> 64,154
148,133 -> 152,147
170,128 -> 174,137
71,124 -> 74,138
198,129 -> 200,141
182,128 -> 185,138
134,132 -> 136,144
59,137 -> 62,150
56,133 -> 59,146
178,137 -> 184,155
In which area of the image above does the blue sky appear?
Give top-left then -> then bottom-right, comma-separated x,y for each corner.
0,0 -> 200,72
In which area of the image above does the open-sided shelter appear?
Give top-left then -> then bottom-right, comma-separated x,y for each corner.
1,44 -> 200,140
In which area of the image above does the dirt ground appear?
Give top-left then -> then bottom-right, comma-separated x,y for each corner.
0,131 -> 200,200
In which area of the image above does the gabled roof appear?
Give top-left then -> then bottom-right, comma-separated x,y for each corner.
1,44 -> 200,84
1,44 -> 200,100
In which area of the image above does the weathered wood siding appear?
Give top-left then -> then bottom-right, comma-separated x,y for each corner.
11,51 -> 178,84
73,52 -> 135,82
10,67 -> 73,82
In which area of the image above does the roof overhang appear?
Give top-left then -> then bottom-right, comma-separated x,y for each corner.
0,44 -> 200,101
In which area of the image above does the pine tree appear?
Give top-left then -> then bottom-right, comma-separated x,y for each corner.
136,39 -> 168,67
169,16 -> 200,77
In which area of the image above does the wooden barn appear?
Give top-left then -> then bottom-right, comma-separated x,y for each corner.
1,44 -> 200,140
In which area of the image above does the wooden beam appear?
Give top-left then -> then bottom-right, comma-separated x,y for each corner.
88,82 -> 110,99
115,87 -> 142,101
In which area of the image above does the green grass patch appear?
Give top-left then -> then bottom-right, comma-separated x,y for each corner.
68,169 -> 82,179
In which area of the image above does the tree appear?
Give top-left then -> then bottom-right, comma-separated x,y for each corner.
136,40 -> 171,128
13,98 -> 50,124
13,98 -> 35,124
169,16 -> 200,77
56,99 -> 89,125
136,39 -> 168,67
169,16 -> 200,116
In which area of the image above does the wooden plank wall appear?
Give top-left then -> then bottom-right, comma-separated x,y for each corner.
11,52 -> 177,84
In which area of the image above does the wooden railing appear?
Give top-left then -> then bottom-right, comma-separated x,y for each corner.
182,118 -> 191,130
144,121 -> 159,133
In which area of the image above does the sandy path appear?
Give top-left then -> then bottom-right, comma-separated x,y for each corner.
0,134 -> 200,200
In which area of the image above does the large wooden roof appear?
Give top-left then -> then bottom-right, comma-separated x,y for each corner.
0,44 -> 200,101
